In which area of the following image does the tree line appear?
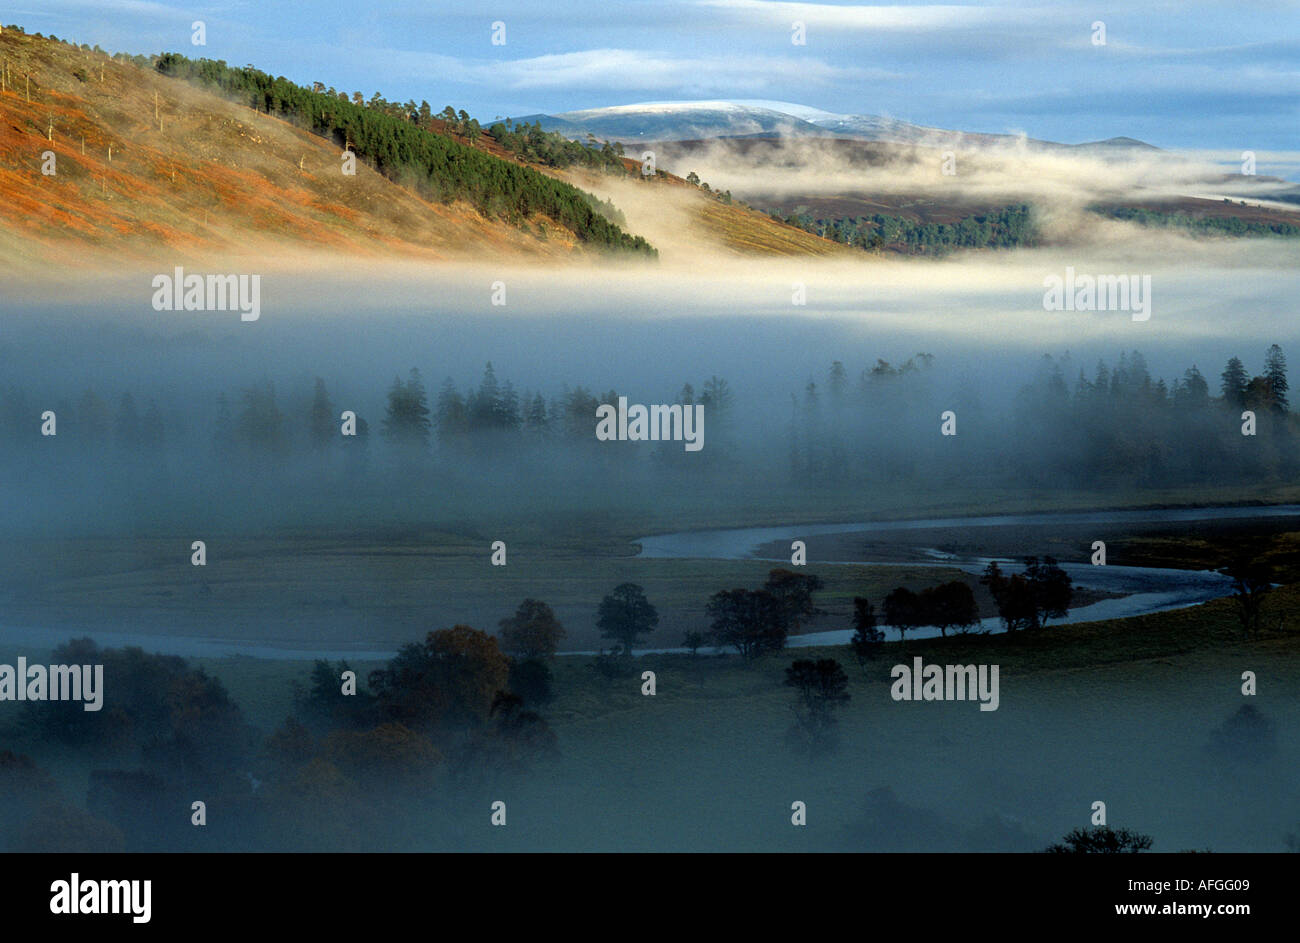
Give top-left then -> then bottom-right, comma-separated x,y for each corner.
787,345 -> 1296,488
0,364 -> 735,462
487,119 -> 626,173
769,204 -> 1037,254
1096,204 -> 1300,238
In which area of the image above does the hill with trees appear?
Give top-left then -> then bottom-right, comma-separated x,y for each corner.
0,26 -> 855,266
0,26 -> 656,265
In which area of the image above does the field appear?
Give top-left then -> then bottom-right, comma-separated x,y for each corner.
8,480 -> 1294,654
6,582 -> 1295,852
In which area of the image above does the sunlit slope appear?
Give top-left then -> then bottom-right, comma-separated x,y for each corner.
0,29 -> 853,269
560,161 -> 854,261
0,29 -> 598,267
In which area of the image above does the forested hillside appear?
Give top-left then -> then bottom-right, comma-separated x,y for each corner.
152,52 -> 656,257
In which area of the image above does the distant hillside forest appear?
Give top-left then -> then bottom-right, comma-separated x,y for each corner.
769,199 -> 1300,254
770,204 -> 1037,254
486,119 -> 626,172
151,53 -> 656,256
1091,205 -> 1300,238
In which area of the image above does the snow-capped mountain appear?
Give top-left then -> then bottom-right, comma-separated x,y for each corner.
509,100 -> 1155,150
510,100 -> 832,142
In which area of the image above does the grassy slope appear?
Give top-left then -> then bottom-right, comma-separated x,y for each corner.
0,30 -> 610,265
559,159 -> 854,259
0,29 -> 854,267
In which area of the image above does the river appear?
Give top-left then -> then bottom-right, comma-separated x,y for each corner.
4,504 -> 1293,659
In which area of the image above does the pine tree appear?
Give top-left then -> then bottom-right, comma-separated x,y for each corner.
434,378 -> 466,443
497,380 -> 521,431
1220,357 -> 1249,408
473,362 -> 501,431
1175,365 -> 1209,409
382,369 -> 431,449
1265,344 -> 1288,412
524,392 -> 548,431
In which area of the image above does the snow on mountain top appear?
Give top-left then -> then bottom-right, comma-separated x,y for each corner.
556,100 -> 827,120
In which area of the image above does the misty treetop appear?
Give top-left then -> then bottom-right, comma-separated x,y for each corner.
787,346 -> 1296,490
4,346 -> 1296,522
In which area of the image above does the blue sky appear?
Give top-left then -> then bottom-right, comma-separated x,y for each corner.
9,1 -> 1298,149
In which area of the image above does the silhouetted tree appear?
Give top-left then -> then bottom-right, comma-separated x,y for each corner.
595,583 -> 658,654
1220,357 -> 1249,408
498,598 -> 566,660
849,597 -> 884,669
883,586 -> 924,641
1265,344 -> 1288,412
764,568 -> 825,635
1024,556 -> 1073,628
139,399 -> 164,448
1222,556 -> 1272,638
1043,826 -> 1153,853
919,581 -> 979,636
681,630 -> 705,656
706,587 -> 786,659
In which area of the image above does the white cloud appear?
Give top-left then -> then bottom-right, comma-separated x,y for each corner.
696,0 -> 1033,30
364,46 -> 894,92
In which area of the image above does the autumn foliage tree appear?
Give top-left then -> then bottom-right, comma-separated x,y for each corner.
368,625 -> 510,734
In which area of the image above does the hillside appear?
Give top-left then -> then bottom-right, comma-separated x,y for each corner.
559,159 -> 854,259
0,28 -> 849,269
0,34 -> 611,266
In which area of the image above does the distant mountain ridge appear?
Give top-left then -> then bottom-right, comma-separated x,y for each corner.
511,100 -> 1159,151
